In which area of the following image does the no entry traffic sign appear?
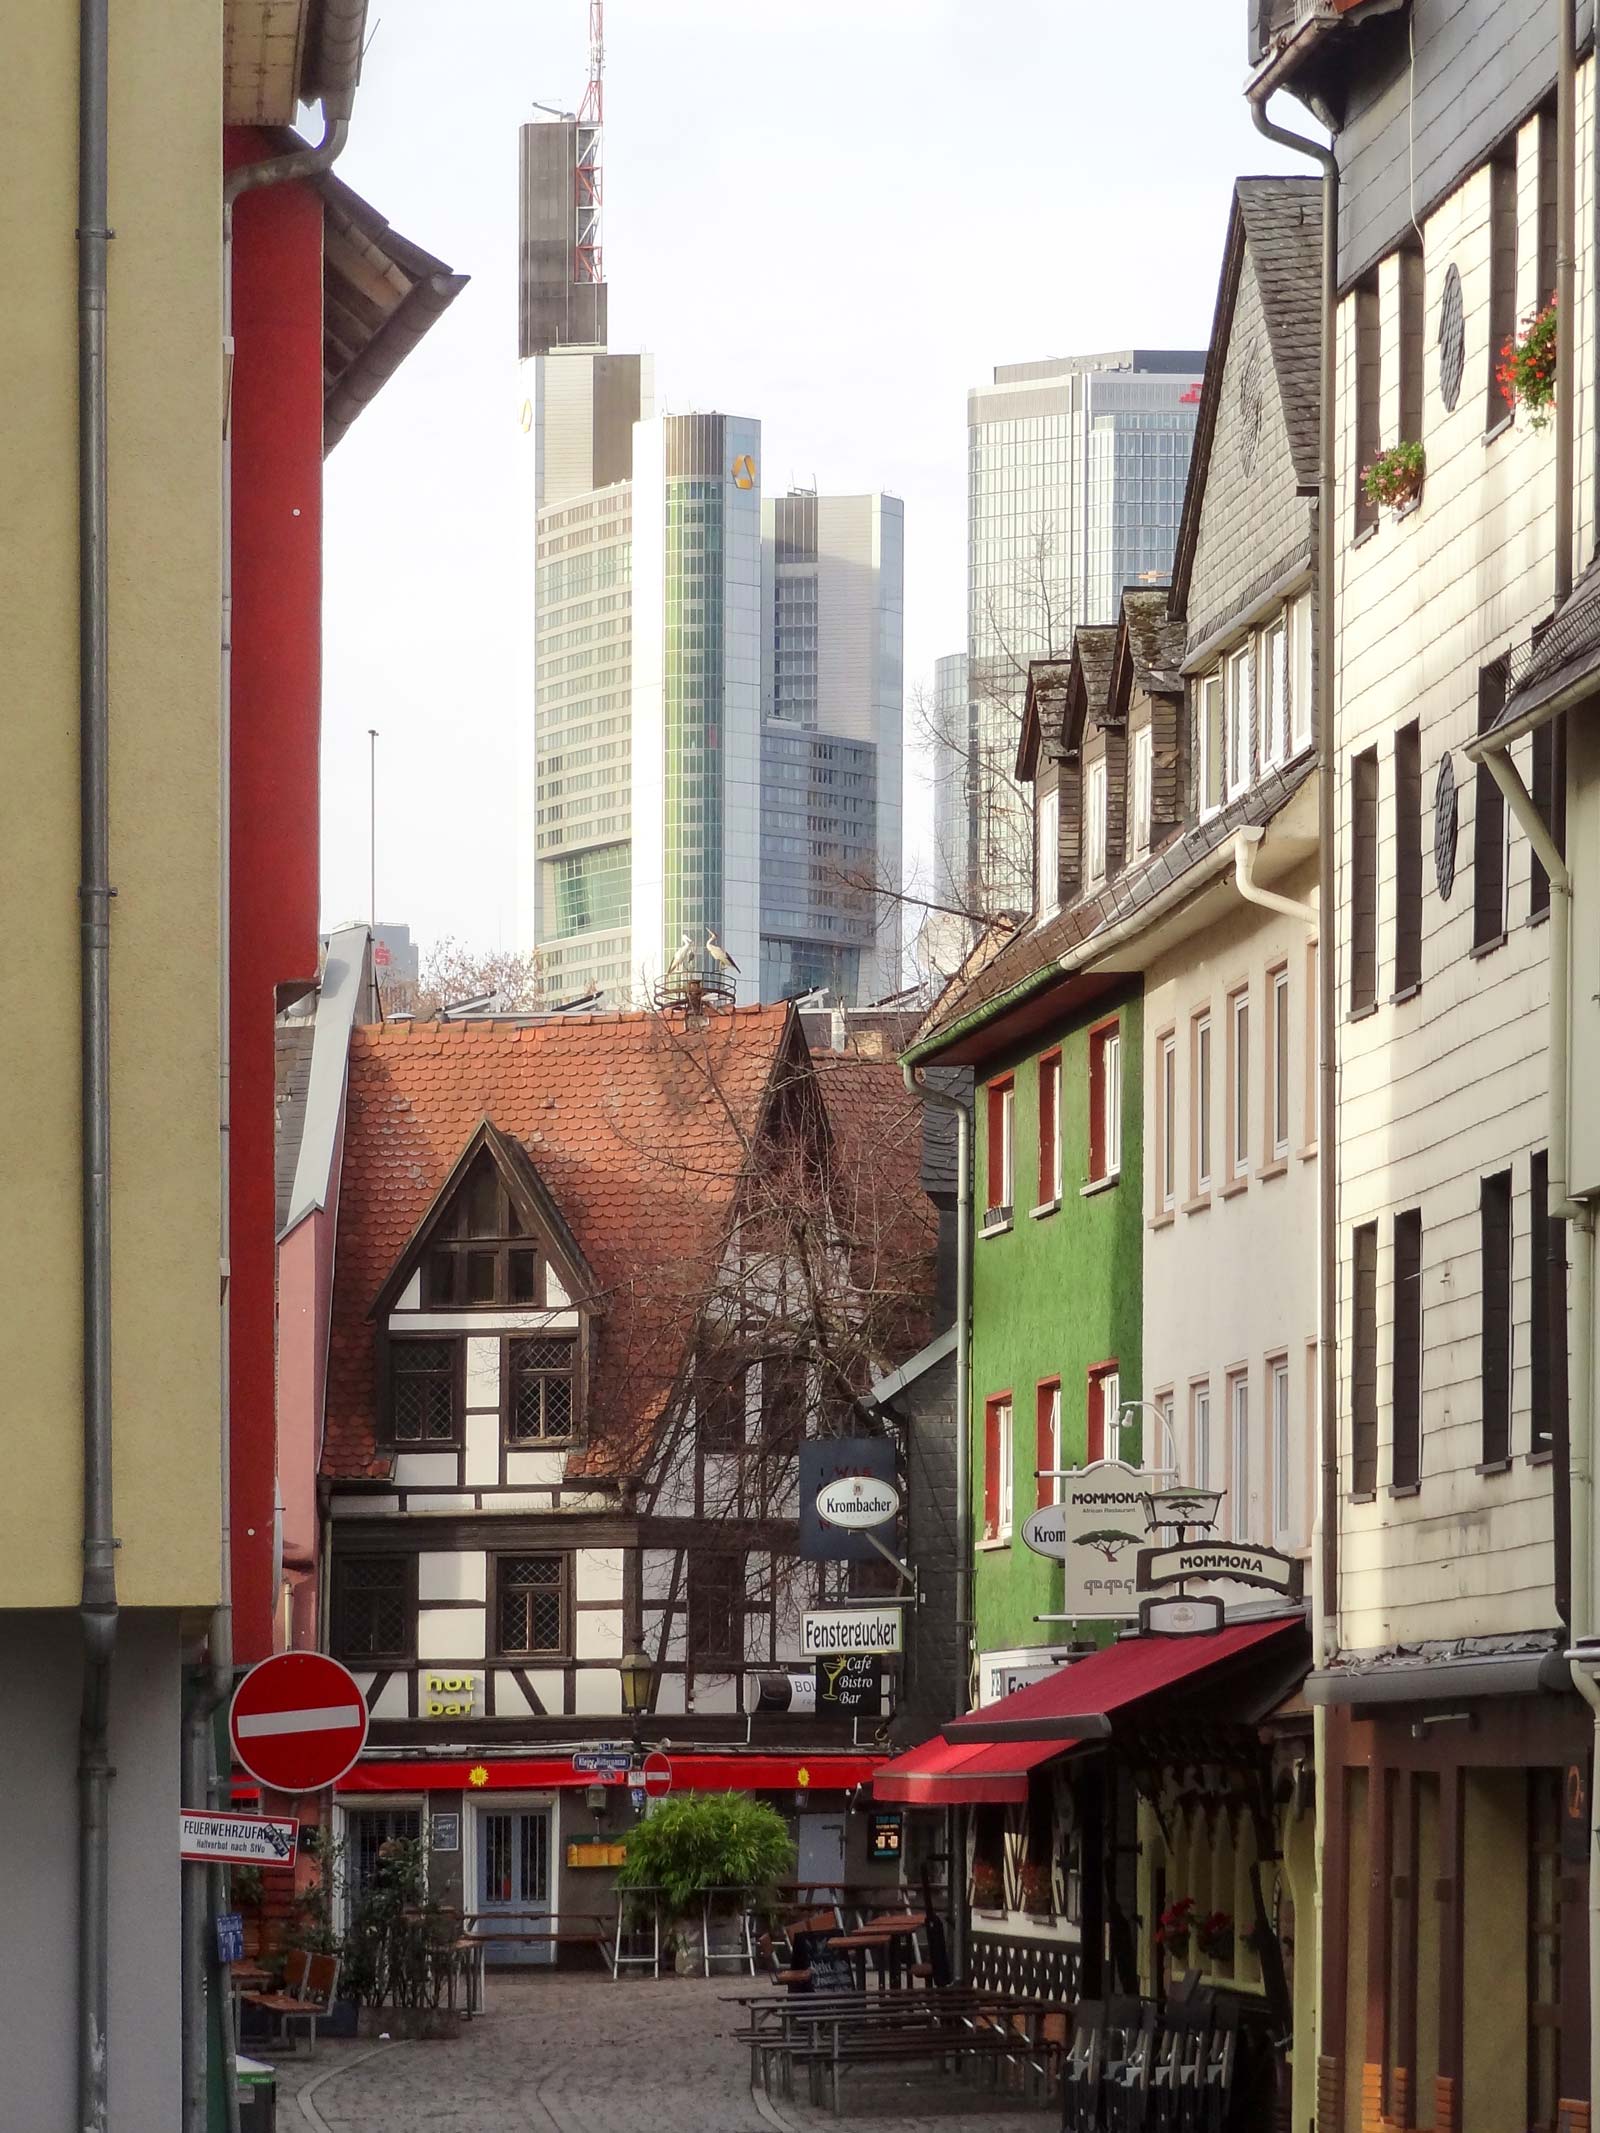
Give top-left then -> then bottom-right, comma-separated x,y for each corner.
230,1652 -> 369,1794
639,1750 -> 672,1800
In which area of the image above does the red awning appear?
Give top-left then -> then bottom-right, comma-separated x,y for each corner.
337,1751 -> 884,1796
872,1732 -> 1071,1806
950,1618 -> 1307,1743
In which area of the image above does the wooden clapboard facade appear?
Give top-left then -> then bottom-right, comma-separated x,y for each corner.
1253,5 -> 1597,2129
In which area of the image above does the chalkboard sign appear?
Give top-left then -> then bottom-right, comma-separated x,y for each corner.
808,1948 -> 857,1993
815,1653 -> 880,1712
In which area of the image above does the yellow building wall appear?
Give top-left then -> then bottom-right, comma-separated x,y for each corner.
0,0 -> 222,1607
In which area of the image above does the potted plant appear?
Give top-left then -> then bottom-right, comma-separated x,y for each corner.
1196,1908 -> 1235,1964
1156,1895 -> 1196,1962
1361,440 -> 1425,511
615,1791 -> 794,1972
1019,1860 -> 1054,1917
342,1837 -> 462,2039
1498,296 -> 1558,429
969,1859 -> 1005,1913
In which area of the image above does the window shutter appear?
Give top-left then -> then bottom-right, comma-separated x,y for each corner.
1088,1038 -> 1105,1181
1038,1060 -> 1057,1206
986,1084 -> 1005,1211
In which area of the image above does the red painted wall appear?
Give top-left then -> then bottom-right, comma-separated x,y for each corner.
226,131 -> 325,1663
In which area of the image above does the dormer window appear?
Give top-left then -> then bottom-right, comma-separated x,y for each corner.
1086,760 -> 1108,884
1036,785 -> 1060,916
423,1154 -> 544,1308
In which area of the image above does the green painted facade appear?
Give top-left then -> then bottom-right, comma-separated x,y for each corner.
969,985 -> 1144,1655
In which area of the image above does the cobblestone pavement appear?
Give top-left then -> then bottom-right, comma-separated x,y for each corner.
266,1973 -> 1052,2133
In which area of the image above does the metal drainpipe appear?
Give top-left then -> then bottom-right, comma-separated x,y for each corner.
905,1065 -> 971,1975
76,0 -> 118,2117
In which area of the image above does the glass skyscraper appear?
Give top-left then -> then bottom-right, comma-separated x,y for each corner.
964,349 -> 1205,910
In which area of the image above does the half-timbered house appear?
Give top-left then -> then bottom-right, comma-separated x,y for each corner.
305,998 -> 934,1945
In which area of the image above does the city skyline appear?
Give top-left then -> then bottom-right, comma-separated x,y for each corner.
318,2 -> 1310,955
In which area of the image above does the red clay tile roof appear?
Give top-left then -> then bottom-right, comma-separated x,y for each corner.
322,1005 -> 798,1485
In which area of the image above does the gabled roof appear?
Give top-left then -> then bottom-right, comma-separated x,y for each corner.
1169,176 -> 1323,611
323,1006 -> 801,1482
1016,659 -> 1072,782
1108,589 -> 1187,718
1063,624 -> 1121,752
367,1117 -> 599,1326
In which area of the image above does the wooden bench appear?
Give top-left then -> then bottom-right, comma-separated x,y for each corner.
241,1949 -> 340,2058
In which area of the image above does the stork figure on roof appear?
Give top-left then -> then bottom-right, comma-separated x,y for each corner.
665,932 -> 694,980
706,929 -> 741,977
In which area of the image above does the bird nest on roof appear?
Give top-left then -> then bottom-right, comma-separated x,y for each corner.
651,969 -> 738,1016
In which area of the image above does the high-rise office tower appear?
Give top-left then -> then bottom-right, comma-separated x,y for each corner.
514,44 -> 903,1007
964,348 -> 1205,909
930,650 -> 973,914
759,491 -> 904,1003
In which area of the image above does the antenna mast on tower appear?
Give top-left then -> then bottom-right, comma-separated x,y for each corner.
573,2 -> 604,286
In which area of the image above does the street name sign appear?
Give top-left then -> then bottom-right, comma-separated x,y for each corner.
180,1811 -> 298,1866
800,1607 -> 903,1656
229,1652 -> 369,1794
572,1748 -> 632,1781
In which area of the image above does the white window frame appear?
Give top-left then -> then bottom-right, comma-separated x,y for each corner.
1040,1051 -> 1063,1205
1195,1013 -> 1213,1193
1200,672 -> 1224,815
1271,1356 -> 1291,1543
1036,785 -> 1060,917
1230,988 -> 1250,1181
1048,1381 -> 1063,1487
1226,643 -> 1254,799
1291,594 -> 1313,751
1271,966 -> 1291,1160
1086,758 -> 1108,883
998,1399 -> 1015,1538
1159,1031 -> 1178,1213
1192,1380 -> 1212,1489
1261,617 -> 1289,771
1101,1369 -> 1122,1465
1101,1025 -> 1122,1179
1230,1371 -> 1250,1538
1132,726 -> 1153,855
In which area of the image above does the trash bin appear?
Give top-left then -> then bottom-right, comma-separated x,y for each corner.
236,2054 -> 276,2133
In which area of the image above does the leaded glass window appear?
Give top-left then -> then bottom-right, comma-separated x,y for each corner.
508,1337 -> 576,1443
497,1555 -> 565,1656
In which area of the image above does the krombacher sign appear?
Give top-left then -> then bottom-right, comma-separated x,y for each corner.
1136,1540 -> 1304,1598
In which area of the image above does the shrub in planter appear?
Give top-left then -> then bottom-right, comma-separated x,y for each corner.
341,1838 -> 459,2018
969,1860 -> 1005,1911
615,1791 -> 794,1929
1361,440 -> 1424,510
1498,298 -> 1558,429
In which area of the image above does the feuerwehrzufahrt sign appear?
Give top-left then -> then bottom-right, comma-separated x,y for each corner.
229,1651 -> 369,1794
180,1810 -> 298,1866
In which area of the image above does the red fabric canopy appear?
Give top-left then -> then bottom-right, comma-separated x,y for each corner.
872,1732 -> 1071,1806
949,1617 -> 1305,1743
337,1751 -> 883,1796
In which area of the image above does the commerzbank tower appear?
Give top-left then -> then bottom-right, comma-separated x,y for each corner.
513,15 -> 904,1007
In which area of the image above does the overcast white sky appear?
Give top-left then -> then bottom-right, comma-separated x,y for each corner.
320,0 -> 1308,951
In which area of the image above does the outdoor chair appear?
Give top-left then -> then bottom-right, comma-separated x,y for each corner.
1200,1999 -> 1239,2133
1102,2001 -> 1158,2133
241,1948 -> 340,2058
1149,1990 -> 1214,2133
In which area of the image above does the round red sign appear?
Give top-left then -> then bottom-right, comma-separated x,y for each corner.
641,1750 -> 673,1799
230,1652 -> 370,1795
